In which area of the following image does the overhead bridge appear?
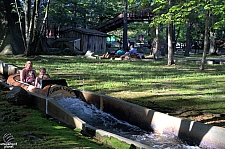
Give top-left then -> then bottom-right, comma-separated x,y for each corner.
97,8 -> 154,33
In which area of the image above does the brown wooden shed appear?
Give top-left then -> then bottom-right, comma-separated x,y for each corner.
57,27 -> 109,54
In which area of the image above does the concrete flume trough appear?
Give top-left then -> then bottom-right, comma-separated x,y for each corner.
1,60 -> 225,149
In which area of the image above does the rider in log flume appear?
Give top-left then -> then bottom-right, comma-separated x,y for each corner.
6,61 -> 76,99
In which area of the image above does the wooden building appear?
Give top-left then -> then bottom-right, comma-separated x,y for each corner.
54,27 -> 109,54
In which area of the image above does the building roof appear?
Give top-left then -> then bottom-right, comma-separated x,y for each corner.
60,27 -> 109,37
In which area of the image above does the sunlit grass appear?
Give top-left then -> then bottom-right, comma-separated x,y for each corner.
1,54 -> 225,116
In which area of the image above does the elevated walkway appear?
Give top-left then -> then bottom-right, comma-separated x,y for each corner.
97,8 -> 154,33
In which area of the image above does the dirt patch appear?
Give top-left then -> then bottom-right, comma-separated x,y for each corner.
187,113 -> 225,128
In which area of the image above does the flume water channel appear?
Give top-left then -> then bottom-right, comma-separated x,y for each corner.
57,97 -> 201,149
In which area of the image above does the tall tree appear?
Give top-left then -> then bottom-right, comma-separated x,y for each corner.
1,0 -> 25,55
149,0 -> 176,65
2,0 -> 225,56
48,0 -> 123,29
2,0 -> 51,55
151,25 -> 160,59
167,0 -> 174,65
184,22 -> 191,56
123,0 -> 128,50
199,5 -> 210,70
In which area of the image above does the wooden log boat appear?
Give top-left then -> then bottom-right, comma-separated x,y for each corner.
6,73 -> 76,99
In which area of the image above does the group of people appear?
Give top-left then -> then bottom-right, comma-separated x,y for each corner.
20,61 -> 50,88
102,44 -> 144,59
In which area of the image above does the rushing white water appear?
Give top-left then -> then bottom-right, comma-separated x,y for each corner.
57,97 -> 201,149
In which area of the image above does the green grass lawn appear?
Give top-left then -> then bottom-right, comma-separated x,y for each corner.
2,54 -> 225,117
1,54 -> 225,148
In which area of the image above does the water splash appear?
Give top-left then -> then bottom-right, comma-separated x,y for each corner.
57,97 -> 201,149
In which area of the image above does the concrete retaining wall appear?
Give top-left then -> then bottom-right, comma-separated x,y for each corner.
77,90 -> 225,149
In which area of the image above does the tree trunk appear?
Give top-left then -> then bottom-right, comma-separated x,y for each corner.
167,0 -> 174,65
209,31 -> 216,54
24,0 -> 34,56
167,23 -> 175,65
123,0 -> 128,51
1,0 -> 25,55
184,22 -> 191,56
199,10 -> 210,70
152,25 -> 160,59
33,0 -> 51,55
175,26 -> 180,51
1,0 -> 48,56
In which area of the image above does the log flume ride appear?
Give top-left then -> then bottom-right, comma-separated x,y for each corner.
1,60 -> 225,149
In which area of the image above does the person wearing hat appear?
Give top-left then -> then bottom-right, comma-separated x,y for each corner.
20,61 -> 37,83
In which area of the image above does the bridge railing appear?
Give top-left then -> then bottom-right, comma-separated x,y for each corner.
97,8 -> 154,32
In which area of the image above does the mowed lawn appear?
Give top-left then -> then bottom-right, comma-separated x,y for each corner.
1,54 -> 225,127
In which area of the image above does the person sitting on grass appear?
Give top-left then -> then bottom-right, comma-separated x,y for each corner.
114,48 -> 125,57
120,44 -> 138,59
20,61 -> 37,83
35,67 -> 50,88
129,44 -> 138,57
120,49 -> 130,58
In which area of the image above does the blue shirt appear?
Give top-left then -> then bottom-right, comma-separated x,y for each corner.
116,50 -> 125,56
129,48 -> 137,55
